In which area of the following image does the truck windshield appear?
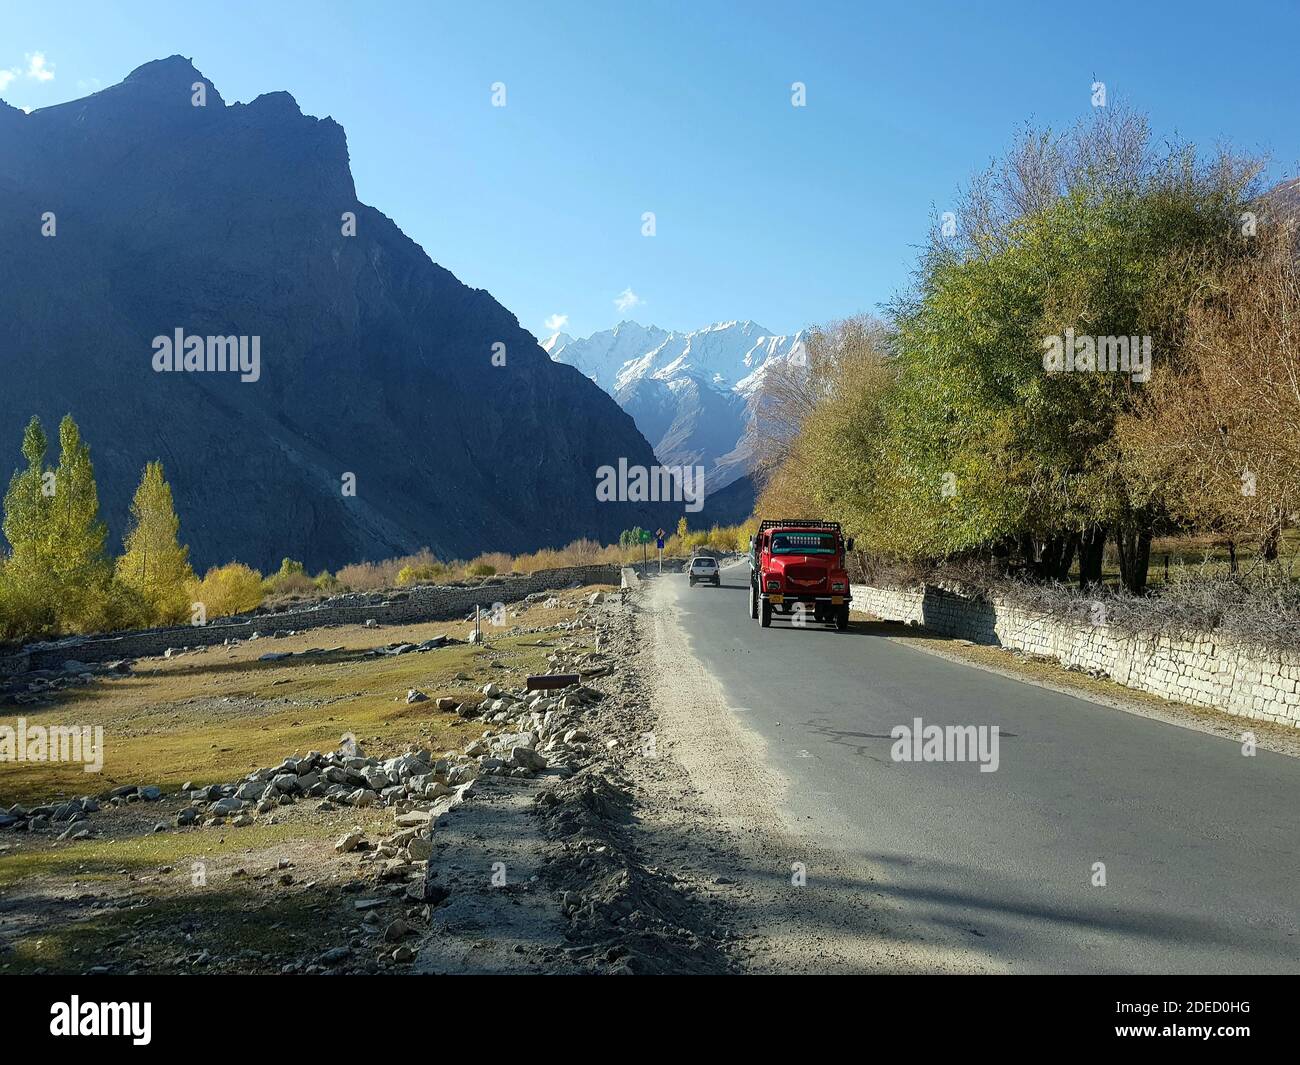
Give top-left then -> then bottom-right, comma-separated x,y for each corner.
769,532 -> 837,555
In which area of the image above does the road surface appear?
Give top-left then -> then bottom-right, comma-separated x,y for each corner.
657,562 -> 1300,973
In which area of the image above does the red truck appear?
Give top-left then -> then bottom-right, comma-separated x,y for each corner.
748,519 -> 854,630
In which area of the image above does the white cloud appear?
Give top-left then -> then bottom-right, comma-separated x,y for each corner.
0,53 -> 55,94
25,52 -> 53,82
613,287 -> 642,314
544,313 -> 569,332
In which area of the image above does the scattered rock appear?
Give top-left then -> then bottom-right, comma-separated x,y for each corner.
335,830 -> 366,853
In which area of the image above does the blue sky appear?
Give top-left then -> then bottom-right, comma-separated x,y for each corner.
3,0 -> 1298,340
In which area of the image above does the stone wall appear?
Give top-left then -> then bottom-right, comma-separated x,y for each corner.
852,582 -> 1300,728
0,565 -> 621,675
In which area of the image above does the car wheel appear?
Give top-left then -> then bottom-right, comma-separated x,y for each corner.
761,599 -> 773,628
834,605 -> 849,631
748,582 -> 758,619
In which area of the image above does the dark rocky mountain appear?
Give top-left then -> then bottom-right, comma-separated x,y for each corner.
0,57 -> 672,571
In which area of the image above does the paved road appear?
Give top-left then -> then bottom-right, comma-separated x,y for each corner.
661,562 -> 1300,973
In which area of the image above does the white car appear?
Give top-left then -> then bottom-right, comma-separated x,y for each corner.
688,556 -> 720,586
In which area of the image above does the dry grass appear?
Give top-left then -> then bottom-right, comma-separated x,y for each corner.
0,583 -> 615,974
0,586 -> 613,805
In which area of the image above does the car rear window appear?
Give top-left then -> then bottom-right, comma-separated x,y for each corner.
693,558 -> 716,567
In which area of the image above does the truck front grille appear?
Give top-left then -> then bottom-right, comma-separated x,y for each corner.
785,565 -> 828,590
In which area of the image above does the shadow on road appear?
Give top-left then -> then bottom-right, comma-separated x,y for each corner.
682,573 -> 957,641
622,817 -> 1293,974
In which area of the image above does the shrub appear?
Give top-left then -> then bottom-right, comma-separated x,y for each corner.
0,564 -> 52,642
335,560 -> 391,592
337,549 -> 439,592
77,578 -> 156,634
263,558 -> 315,596
312,569 -> 340,593
396,562 -> 447,586
465,551 -> 512,576
190,562 -> 265,618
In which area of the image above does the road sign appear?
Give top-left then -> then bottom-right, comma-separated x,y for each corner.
655,528 -> 665,539
656,537 -> 664,549
639,529 -> 652,543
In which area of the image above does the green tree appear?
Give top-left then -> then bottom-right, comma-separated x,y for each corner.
47,415 -> 112,626
0,415 -> 119,634
117,461 -> 195,624
2,416 -> 51,553
880,110 -> 1260,591
0,417 -> 57,636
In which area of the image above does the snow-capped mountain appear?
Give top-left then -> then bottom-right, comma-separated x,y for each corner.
544,320 -> 807,497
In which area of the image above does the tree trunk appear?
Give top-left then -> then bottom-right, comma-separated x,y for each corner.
1116,525 -> 1152,595
1022,533 -> 1076,581
1053,532 -> 1080,582
1260,524 -> 1281,562
1078,526 -> 1106,588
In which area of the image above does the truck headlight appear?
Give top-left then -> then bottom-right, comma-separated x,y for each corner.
766,578 -> 781,592
831,580 -> 846,592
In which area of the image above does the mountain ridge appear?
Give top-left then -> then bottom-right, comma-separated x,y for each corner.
0,57 -> 673,571
546,319 -> 806,504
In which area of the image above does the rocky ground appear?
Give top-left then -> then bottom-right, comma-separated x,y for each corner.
0,583 -> 755,974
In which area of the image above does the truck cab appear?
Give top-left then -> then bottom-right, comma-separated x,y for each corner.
748,520 -> 853,630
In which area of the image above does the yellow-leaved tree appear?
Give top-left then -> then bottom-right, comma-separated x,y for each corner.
116,461 -> 195,624
189,562 -> 264,618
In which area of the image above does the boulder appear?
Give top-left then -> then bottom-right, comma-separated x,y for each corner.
510,746 -> 548,772
335,830 -> 366,853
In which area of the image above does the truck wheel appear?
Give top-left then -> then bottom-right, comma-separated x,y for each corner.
761,600 -> 773,628
834,605 -> 849,631
748,582 -> 758,619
